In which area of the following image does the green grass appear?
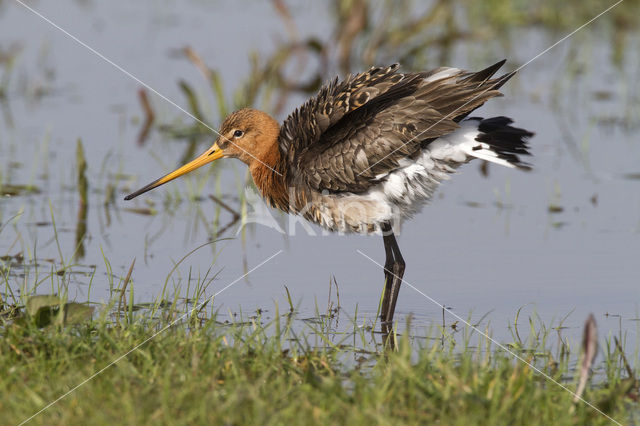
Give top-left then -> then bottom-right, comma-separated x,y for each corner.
0,298 -> 637,425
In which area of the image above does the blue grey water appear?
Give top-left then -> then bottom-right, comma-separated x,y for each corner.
1,1 -> 639,351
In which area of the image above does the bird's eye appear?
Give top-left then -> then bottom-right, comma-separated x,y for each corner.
233,130 -> 244,138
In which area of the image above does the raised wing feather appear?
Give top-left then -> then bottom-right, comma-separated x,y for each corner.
279,61 -> 513,193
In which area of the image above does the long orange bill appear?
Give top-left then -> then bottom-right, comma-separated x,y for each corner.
124,143 -> 223,200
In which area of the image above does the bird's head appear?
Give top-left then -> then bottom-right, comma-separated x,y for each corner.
124,108 -> 280,200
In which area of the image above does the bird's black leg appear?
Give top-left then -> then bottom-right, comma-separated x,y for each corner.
381,223 -> 395,319
380,222 -> 405,324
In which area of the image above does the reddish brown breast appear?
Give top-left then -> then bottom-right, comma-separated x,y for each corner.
250,146 -> 290,212
242,112 -> 290,211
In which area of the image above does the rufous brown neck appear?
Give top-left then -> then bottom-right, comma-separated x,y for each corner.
249,142 -> 289,212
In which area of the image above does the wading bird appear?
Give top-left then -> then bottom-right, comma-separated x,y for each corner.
125,60 -> 533,326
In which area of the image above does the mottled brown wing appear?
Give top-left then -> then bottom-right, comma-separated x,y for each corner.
298,77 -> 458,192
280,61 -> 512,193
279,64 -> 406,159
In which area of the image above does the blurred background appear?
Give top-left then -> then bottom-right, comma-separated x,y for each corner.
1,0 -> 639,346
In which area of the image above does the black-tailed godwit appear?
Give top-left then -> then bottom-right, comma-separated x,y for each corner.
125,60 -> 533,325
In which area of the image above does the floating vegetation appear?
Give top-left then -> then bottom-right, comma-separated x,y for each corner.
0,184 -> 40,197
122,207 -> 157,216
24,294 -> 94,327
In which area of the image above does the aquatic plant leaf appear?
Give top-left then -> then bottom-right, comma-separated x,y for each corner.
59,302 -> 94,325
25,295 -> 93,327
26,295 -> 62,317
26,295 -> 63,327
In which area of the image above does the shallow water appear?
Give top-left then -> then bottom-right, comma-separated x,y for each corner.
1,1 -> 639,350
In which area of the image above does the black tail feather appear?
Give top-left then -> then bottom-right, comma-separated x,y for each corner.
473,116 -> 534,170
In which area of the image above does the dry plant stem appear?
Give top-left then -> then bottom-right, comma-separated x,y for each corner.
574,313 -> 597,403
208,194 -> 240,221
137,89 -> 155,145
613,336 -> 636,382
117,258 -> 136,320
